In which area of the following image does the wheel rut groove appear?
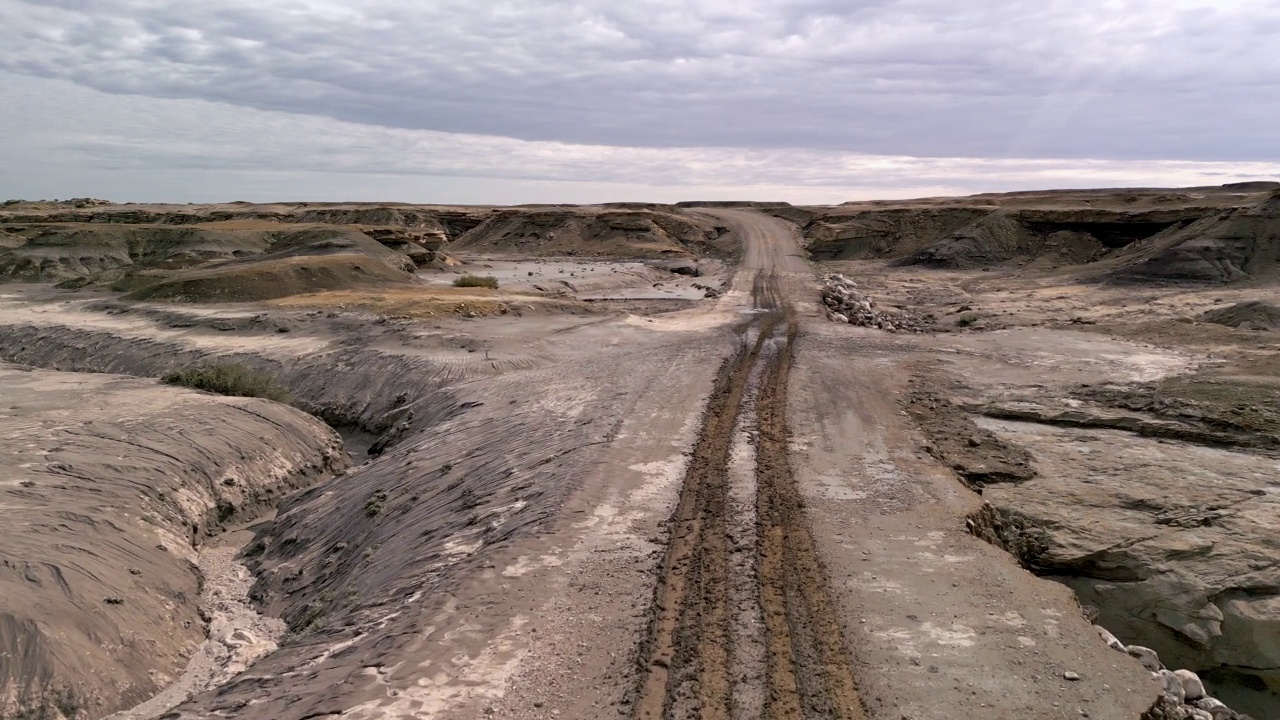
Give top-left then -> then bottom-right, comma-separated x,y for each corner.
631,311 -> 776,720
632,270 -> 866,720
756,318 -> 866,720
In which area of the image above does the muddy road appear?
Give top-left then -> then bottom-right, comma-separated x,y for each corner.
632,267 -> 863,720
632,208 -> 864,720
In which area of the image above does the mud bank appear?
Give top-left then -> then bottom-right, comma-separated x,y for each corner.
0,364 -> 346,719
0,299 -> 468,443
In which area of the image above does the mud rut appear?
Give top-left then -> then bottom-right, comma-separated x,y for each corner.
633,271 -> 866,720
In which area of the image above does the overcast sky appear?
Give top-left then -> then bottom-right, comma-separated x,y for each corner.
1,0 -> 1277,204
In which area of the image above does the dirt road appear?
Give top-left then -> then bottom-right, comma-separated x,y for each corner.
628,211 -> 1157,720
630,212 -> 865,720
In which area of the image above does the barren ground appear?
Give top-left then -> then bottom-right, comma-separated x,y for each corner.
2,191 -> 1278,720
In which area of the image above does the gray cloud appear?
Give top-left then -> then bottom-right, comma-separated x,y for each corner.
2,72 -> 1275,205
2,0 -> 1277,161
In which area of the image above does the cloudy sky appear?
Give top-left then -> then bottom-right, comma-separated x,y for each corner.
1,0 -> 1278,204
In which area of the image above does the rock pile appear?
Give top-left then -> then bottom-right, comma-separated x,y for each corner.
1089,626 -> 1256,720
821,273 -> 932,332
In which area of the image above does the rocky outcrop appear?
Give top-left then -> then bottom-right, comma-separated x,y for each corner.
1111,192 -> 1280,284
965,413 -> 1280,718
0,203 -> 493,233
785,185 -> 1280,284
449,207 -> 730,259
0,225 -> 274,282
0,204 -> 740,289
364,227 -> 448,265
0,222 -> 440,286
794,207 -> 989,260
903,386 -> 1038,489
978,401 -> 1280,456
88,228 -> 417,302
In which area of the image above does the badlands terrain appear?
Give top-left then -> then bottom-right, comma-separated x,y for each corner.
1,183 -> 1278,720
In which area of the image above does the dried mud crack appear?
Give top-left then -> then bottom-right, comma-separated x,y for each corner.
633,272 -> 866,720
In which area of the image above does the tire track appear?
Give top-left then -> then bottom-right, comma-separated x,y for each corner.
631,312 -> 776,720
633,266 -> 865,720
755,317 -> 866,720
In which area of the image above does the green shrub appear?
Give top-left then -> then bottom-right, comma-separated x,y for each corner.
452,275 -> 499,289
955,311 -> 980,327
162,362 -> 290,402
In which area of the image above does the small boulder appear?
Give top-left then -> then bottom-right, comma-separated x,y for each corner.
649,259 -> 700,276
1128,645 -> 1163,672
1157,669 -> 1186,704
1142,693 -> 1192,720
1174,669 -> 1206,701
1095,625 -> 1125,651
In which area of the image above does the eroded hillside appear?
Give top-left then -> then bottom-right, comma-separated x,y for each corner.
780,183 -> 1280,284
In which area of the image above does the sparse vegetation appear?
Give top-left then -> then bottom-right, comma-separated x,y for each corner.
452,274 -> 499,289
285,591 -> 334,642
109,270 -> 170,294
364,489 -> 389,518
54,276 -> 92,290
955,311 -> 980,327
161,362 -> 290,402
458,488 -> 481,511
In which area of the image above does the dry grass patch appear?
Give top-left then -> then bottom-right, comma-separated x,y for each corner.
267,286 -> 585,318
452,274 -> 499,289
162,362 -> 290,402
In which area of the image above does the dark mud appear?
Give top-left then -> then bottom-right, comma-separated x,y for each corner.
631,271 -> 865,720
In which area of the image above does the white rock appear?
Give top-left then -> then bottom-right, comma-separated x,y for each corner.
1063,671 -> 1081,681
1094,625 -> 1125,651
1174,669 -> 1206,701
831,313 -> 849,324
1186,709 -> 1214,720
1157,669 -> 1186,704
1128,645 -> 1163,672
